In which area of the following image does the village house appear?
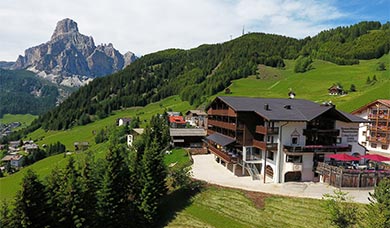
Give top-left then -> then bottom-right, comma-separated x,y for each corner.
169,128 -> 206,148
185,110 -> 207,128
117,117 -> 131,126
1,154 -> 24,168
127,128 -> 144,147
205,96 -> 367,183
328,84 -> 345,95
352,99 -> 390,155
168,116 -> 186,128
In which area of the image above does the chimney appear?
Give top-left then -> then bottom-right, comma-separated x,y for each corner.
284,105 -> 291,110
264,104 -> 270,110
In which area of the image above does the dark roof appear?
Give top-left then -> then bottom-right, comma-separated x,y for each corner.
206,133 -> 235,146
215,96 -> 365,122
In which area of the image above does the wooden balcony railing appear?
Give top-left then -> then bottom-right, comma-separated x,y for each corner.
208,144 -> 237,163
283,144 -> 352,153
267,127 -> 279,135
255,125 -> 266,135
208,119 -> 236,131
253,139 -> 267,151
207,109 -> 237,117
303,129 -> 340,136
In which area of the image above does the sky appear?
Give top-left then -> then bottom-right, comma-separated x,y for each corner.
0,0 -> 389,61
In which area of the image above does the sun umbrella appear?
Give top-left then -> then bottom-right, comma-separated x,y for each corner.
326,153 -> 360,161
360,154 -> 390,162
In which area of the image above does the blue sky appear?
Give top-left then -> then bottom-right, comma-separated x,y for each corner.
0,0 -> 389,61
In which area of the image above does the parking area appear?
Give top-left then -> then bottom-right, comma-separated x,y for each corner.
191,154 -> 373,204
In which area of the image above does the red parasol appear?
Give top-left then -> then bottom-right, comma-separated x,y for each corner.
326,153 -> 360,161
360,154 -> 390,162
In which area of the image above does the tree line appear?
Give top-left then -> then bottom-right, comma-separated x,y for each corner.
0,114 -> 172,227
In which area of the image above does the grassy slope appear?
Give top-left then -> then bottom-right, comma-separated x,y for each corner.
0,96 -> 191,201
165,187 -> 366,228
216,54 -> 390,112
1,56 -> 387,223
0,114 -> 37,130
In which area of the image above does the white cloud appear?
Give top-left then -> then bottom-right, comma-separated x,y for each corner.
0,0 -> 348,61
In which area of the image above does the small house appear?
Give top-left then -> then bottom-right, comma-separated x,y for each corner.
166,111 -> 181,117
1,154 -> 24,168
185,110 -> 207,128
169,128 -> 206,148
328,84 -> 345,95
127,128 -> 144,147
117,118 -> 131,126
23,144 -> 39,153
74,142 -> 89,151
9,140 -> 21,148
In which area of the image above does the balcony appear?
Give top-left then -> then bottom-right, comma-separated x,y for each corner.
255,125 -> 266,134
303,129 -> 340,136
283,144 -> 352,153
207,109 -> 237,117
367,136 -> 390,144
208,144 -> 237,163
208,119 -> 236,131
267,127 -> 279,135
267,143 -> 278,151
368,114 -> 390,120
207,129 -> 216,135
368,126 -> 390,132
253,139 -> 267,150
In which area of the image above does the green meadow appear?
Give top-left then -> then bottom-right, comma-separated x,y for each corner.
0,56 -> 388,227
0,114 -> 37,130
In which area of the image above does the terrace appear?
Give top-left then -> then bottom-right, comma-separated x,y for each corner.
316,162 -> 390,188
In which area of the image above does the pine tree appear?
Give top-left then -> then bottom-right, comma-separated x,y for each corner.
138,139 -> 167,226
366,178 -> 390,227
11,169 -> 50,228
0,200 -> 12,228
97,146 -> 133,227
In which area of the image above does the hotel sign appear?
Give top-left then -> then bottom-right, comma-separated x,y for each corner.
341,127 -> 359,142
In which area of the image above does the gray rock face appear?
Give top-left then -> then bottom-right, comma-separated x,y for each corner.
11,18 -> 136,86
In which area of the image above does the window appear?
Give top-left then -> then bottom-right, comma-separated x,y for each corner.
382,144 -> 389,150
362,131 -> 367,136
291,137 -> 298,145
267,151 -> 274,160
336,137 -> 342,144
286,155 -> 302,163
371,143 -> 377,148
362,142 -> 367,146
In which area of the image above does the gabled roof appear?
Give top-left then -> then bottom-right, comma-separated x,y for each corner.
352,99 -> 390,114
213,96 -> 365,122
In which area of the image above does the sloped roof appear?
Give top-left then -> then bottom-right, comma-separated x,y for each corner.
169,116 -> 186,124
206,133 -> 235,146
214,96 -> 365,122
170,128 -> 206,137
352,99 -> 390,114
186,110 -> 207,116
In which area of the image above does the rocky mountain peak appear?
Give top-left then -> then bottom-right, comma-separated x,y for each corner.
51,18 -> 79,39
11,18 -> 137,87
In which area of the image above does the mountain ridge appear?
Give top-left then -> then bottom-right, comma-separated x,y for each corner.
8,18 -> 137,87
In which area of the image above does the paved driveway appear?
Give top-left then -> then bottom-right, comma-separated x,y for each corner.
191,154 -> 373,204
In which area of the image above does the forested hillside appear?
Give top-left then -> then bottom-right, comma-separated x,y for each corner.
31,21 -> 389,131
0,69 -> 60,117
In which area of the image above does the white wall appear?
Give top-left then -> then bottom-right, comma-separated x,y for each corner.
336,121 -> 366,156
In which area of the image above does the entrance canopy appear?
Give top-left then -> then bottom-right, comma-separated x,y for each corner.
326,153 -> 360,161
206,133 -> 235,147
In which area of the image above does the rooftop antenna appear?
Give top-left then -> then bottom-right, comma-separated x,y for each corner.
242,25 -> 245,36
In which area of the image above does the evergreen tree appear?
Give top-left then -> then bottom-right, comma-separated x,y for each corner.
11,169 -> 50,228
138,139 -> 167,226
366,178 -> 390,227
349,84 -> 356,92
45,166 -> 64,226
366,76 -> 371,84
0,200 -> 12,228
97,146 -> 133,227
